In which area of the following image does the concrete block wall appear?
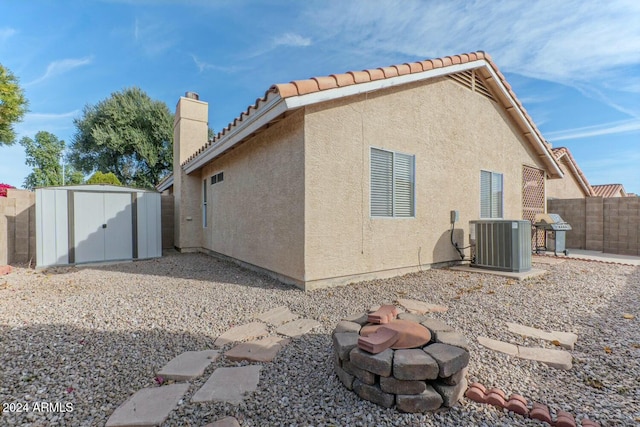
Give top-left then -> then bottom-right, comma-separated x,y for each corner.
161,195 -> 174,249
548,198 -> 585,249
549,196 -> 640,256
0,189 -> 36,265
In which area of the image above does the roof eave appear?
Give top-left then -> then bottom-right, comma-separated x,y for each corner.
183,95 -> 287,174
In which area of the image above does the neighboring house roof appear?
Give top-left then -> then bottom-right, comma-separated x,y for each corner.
551,147 -> 595,197
592,184 -> 627,198
181,51 -> 563,179
156,173 -> 173,192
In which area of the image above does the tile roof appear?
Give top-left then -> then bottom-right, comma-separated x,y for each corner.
551,147 -> 595,196
182,51 -> 562,178
591,184 -> 627,198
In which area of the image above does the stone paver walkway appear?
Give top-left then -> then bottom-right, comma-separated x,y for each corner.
108,305 -> 322,424
214,321 -> 268,347
276,318 -> 321,338
105,383 -> 189,427
256,305 -> 298,326
397,298 -> 448,314
157,350 -> 220,381
204,416 -> 241,427
477,336 -> 572,369
225,336 -> 290,362
192,365 -> 262,404
506,322 -> 578,350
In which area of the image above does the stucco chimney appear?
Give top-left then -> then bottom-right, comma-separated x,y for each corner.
173,93 -> 208,250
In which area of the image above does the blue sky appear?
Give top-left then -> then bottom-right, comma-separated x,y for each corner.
1,0 -> 639,193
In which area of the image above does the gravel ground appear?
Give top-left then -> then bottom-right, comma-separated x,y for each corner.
0,252 -> 638,426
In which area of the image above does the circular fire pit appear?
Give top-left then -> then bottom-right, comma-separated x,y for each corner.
332,306 -> 469,413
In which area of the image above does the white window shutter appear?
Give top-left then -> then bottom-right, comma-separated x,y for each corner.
491,172 -> 503,218
393,153 -> 414,217
371,148 -> 393,216
480,170 -> 491,218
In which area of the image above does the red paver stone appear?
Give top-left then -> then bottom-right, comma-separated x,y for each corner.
469,382 -> 486,393
505,398 -> 529,416
509,393 -> 528,406
464,387 -> 487,403
486,392 -> 506,408
555,411 -> 576,427
0,265 -> 11,275
367,305 -> 398,324
358,328 -> 398,354
530,403 -> 552,424
488,388 -> 506,399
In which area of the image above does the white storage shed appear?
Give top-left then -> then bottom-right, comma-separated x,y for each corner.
35,185 -> 162,268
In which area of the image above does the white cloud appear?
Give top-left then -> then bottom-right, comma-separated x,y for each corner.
273,33 -> 311,47
14,110 -> 80,139
0,27 -> 16,43
191,54 -> 247,73
26,57 -> 93,86
133,17 -> 176,56
546,118 -> 640,141
303,0 -> 640,91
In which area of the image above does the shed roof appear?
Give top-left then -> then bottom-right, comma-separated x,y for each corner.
182,51 -> 563,179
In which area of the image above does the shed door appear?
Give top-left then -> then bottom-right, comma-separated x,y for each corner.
74,192 -> 132,263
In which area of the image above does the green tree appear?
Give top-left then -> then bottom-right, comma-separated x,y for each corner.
20,131 -> 65,189
68,87 -> 173,188
86,171 -> 122,185
0,64 -> 29,146
64,167 -> 85,185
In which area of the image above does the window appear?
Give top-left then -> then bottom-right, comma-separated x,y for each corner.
202,179 -> 207,228
480,170 -> 503,218
211,172 -> 224,185
370,148 -> 415,217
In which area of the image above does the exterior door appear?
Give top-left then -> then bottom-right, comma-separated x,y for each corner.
522,166 -> 545,249
73,192 -> 133,263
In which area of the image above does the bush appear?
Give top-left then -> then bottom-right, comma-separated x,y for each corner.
86,172 -> 122,186
0,183 -> 15,197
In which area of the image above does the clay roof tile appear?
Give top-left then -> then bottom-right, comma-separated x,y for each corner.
312,76 -> 338,90
332,73 -> 355,87
442,56 -> 453,66
348,70 -> 371,83
292,79 -> 320,95
379,66 -> 399,78
271,83 -> 299,98
432,58 -> 443,68
420,60 -> 434,71
395,64 -> 411,75
451,55 -> 462,65
460,53 -> 470,62
366,68 -> 385,81
408,62 -> 423,73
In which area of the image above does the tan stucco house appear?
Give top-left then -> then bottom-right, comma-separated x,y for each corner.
546,147 -> 595,199
159,51 -> 566,290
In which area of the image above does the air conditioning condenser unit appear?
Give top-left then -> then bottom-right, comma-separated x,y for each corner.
469,220 -> 531,272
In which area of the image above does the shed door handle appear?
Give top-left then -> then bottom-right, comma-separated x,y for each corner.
102,224 -> 107,229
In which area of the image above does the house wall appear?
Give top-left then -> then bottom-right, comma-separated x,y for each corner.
200,109 -> 306,283
161,195 -> 174,249
0,189 -> 36,265
302,77 -> 547,288
546,161 -> 587,199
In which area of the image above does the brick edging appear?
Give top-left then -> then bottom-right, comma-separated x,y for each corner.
465,382 -> 600,427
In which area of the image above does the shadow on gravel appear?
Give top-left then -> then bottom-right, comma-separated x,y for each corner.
40,251 -> 301,292
567,264 -> 640,425
0,322 -> 222,426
